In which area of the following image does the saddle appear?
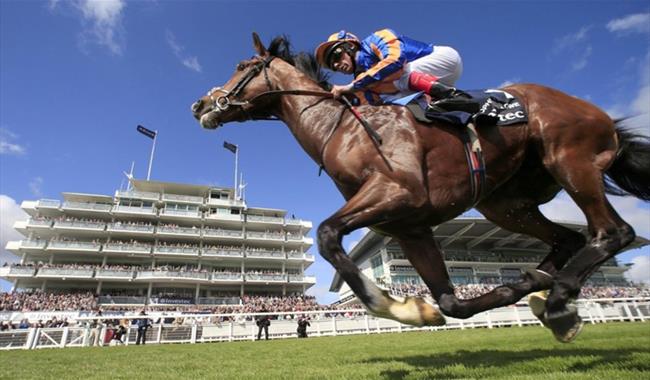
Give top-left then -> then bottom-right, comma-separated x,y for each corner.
389,89 -> 528,128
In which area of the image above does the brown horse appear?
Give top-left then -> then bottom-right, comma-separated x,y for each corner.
191,34 -> 650,342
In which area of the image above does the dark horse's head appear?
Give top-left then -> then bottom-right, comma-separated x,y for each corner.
191,33 -> 329,129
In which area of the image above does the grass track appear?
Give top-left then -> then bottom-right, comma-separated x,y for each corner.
1,322 -> 649,380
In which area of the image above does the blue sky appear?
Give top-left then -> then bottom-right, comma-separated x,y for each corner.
1,1 -> 649,303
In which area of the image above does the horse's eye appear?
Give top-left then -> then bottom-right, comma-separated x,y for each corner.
237,63 -> 246,71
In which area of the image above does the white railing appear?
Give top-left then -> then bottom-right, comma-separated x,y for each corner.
18,239 -> 47,249
211,273 -> 244,281
47,241 -> 101,251
2,297 -> 647,350
6,267 -> 37,276
112,205 -> 156,215
160,209 -> 201,217
136,271 -> 209,280
247,215 -> 284,224
245,274 -> 287,282
62,202 -> 112,212
36,199 -> 61,208
102,243 -> 152,254
157,226 -> 200,236
116,190 -> 160,201
98,295 -> 147,305
26,218 -> 53,227
246,250 -> 284,259
154,246 -> 200,256
36,268 -> 94,277
95,270 -> 135,279
107,223 -> 154,233
246,231 -> 284,241
203,229 -> 243,238
202,248 -> 243,257
162,194 -> 204,203
54,220 -> 105,230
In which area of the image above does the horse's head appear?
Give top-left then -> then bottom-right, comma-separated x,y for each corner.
191,33 -> 276,129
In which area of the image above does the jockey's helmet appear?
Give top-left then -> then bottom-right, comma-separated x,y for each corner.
315,30 -> 360,70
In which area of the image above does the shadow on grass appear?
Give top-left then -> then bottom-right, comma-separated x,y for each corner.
360,347 -> 650,380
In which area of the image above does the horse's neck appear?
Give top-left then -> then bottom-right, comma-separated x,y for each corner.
272,68 -> 341,165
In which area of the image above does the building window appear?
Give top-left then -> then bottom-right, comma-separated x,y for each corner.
371,255 -> 384,279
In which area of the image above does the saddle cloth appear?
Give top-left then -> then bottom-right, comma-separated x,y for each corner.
384,89 -> 528,127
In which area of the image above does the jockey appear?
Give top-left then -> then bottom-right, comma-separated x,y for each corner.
315,29 -> 476,111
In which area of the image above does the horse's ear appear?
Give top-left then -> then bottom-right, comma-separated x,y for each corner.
252,32 -> 268,57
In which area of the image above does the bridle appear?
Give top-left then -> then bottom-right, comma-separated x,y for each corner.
206,55 -> 275,115
202,54 -> 384,171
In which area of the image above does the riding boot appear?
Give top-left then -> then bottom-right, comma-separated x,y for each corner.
427,83 -> 480,114
407,72 -> 479,114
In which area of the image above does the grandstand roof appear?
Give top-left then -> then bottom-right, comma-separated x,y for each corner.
329,217 -> 649,291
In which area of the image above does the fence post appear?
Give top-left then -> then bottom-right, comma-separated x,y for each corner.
61,327 -> 69,348
596,302 -> 607,323
364,314 -> 370,334
332,316 -> 337,336
229,321 -> 234,342
124,327 -> 131,346
621,302 -> 634,322
191,324 -> 197,344
513,306 -> 522,327
156,324 -> 163,344
486,311 -> 493,329
632,300 -> 645,322
584,302 -> 596,324
30,328 -> 41,349
25,327 -> 37,350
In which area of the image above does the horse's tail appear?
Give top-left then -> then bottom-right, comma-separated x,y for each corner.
603,124 -> 650,201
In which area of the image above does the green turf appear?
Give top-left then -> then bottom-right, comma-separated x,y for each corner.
1,322 -> 648,380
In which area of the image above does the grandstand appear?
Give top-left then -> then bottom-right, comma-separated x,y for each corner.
330,217 -> 649,306
1,178 -> 315,314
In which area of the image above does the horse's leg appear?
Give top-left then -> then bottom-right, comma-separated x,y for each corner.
542,169 -> 635,341
318,173 -> 445,326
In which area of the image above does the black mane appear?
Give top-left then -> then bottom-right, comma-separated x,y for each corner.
268,36 -> 331,90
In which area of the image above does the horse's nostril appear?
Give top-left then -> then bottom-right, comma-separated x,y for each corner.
191,100 -> 202,113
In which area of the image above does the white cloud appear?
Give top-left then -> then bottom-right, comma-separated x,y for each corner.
0,128 -> 26,155
606,51 -> 650,137
624,255 -> 650,284
29,177 -> 44,198
0,195 -> 28,265
50,0 -> 126,55
166,30 -> 202,73
607,13 -> 650,34
553,26 -> 591,54
541,192 -> 650,238
551,26 -> 594,72
571,45 -> 592,71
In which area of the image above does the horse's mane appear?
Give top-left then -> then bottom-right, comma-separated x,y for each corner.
267,35 -> 331,91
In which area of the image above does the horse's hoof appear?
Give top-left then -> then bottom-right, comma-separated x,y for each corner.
388,297 -> 446,327
545,305 -> 584,343
528,290 -> 550,327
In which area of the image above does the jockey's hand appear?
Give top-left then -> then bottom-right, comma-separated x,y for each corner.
330,83 -> 354,99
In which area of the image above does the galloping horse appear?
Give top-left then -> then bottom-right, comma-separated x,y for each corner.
191,34 -> 650,342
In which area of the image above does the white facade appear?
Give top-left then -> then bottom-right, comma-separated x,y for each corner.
1,179 -> 315,306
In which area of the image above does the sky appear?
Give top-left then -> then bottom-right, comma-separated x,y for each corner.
1,0 -> 649,304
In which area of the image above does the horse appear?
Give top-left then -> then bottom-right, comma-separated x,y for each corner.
190,33 -> 650,342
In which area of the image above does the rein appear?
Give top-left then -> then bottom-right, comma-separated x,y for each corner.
206,55 -> 384,170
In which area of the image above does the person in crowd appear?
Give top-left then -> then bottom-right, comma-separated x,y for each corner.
255,309 -> 271,341
297,315 -> 311,338
135,310 -> 152,345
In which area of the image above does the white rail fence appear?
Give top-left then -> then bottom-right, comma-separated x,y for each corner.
1,297 -> 648,350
